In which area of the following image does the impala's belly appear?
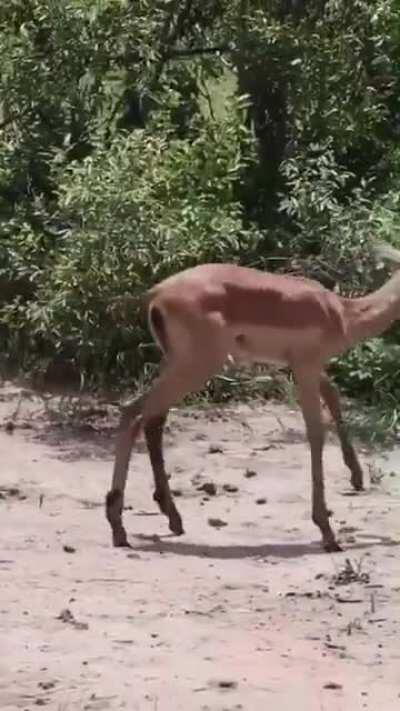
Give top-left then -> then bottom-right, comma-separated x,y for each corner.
228,325 -> 324,367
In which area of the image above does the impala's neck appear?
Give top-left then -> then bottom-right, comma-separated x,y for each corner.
344,271 -> 400,344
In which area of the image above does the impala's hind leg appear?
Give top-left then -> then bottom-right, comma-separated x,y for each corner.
106,396 -> 144,547
106,334 -> 226,546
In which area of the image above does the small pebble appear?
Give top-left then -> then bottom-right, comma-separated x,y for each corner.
223,484 -> 239,493
208,517 -> 228,529
38,681 -> 56,691
209,444 -> 223,454
63,545 -> 76,554
217,680 -> 238,689
198,482 -> 217,496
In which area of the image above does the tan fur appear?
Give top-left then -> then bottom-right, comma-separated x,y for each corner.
147,264 -> 350,368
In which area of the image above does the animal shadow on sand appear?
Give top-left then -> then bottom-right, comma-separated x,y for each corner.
129,532 -> 399,561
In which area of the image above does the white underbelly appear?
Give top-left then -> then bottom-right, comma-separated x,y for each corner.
227,324 -> 322,368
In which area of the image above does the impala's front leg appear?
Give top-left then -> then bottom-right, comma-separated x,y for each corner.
295,368 -> 341,552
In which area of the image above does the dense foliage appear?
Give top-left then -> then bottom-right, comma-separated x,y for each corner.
1,0 -> 400,419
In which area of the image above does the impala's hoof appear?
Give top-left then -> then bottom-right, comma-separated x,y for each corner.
112,529 -> 131,548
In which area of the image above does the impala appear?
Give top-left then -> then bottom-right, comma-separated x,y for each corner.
106,242 -> 400,552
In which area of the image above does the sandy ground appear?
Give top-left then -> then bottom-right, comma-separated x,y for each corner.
1,384 -> 400,711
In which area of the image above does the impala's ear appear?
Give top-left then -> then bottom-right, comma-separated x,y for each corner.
373,239 -> 400,268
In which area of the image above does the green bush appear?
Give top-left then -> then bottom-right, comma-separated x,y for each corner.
1,98 -> 262,386
1,0 -> 400,431
332,339 -> 400,403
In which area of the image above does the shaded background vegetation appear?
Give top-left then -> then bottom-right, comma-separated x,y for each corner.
1,0 -> 400,429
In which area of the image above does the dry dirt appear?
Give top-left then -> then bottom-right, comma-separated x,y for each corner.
1,384 -> 400,711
